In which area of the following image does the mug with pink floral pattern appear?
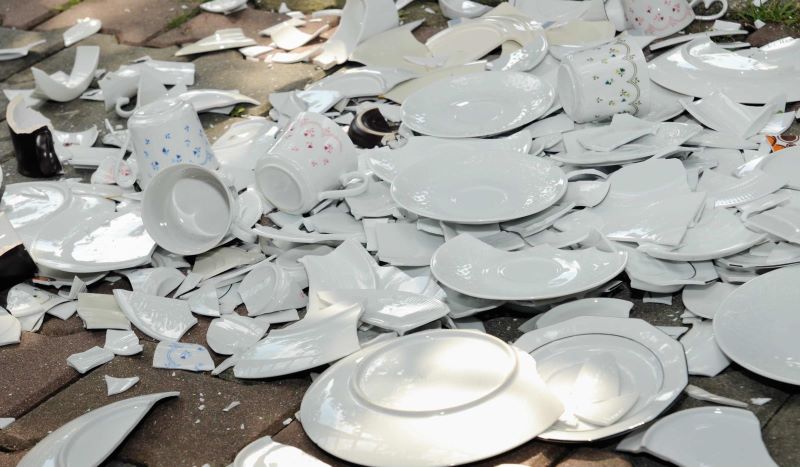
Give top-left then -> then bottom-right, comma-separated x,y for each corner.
622,0 -> 728,38
254,112 -> 368,215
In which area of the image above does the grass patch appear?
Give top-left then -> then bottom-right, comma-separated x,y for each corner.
56,0 -> 82,12
166,9 -> 201,30
731,0 -> 800,25
230,105 -> 248,117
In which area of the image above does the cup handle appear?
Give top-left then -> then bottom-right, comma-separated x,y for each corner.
317,171 -> 370,201
690,0 -> 728,20
115,97 -> 134,118
566,169 -> 609,181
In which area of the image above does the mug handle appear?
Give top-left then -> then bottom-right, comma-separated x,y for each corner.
317,171 -> 370,201
690,0 -> 728,20
115,97 -> 135,118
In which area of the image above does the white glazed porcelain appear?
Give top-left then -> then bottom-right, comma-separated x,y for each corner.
175,28 -> 257,56
178,88 -> 260,113
238,261 -> 308,316
200,0 -> 248,14
529,298 -> 633,330
649,39 -> 800,103
309,67 -> 417,99
746,206 -> 800,244
77,293 -> 131,330
233,436 -> 330,466
104,329 -> 143,356
113,290 -> 197,342
622,0 -> 727,38
313,0 -> 397,69
684,384 -> 748,408
680,320 -> 731,377
318,289 -> 449,334
350,22 -> 431,73
153,341 -> 214,371
390,150 -> 567,224
301,330 -> 564,466
714,266 -> 800,385
255,112 -> 365,215
0,39 -> 45,61
488,36 -> 549,72
558,38 -> 650,124
0,314 -> 21,346
67,346 -> 115,374
0,182 -> 72,246
682,92 -> 784,138
17,392 -> 179,467
515,317 -> 687,441
32,46 -> 99,102
374,222 -> 443,266
207,314 -> 269,355
682,281 -> 738,319
511,0 -> 607,24
621,407 -> 777,467
141,164 -> 235,256
431,234 -> 627,300
105,375 -> 140,396
63,17 -> 102,47
402,71 -> 554,138
128,97 -> 217,188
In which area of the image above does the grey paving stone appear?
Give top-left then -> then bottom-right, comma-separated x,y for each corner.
1,341 -> 310,466
147,9 -> 285,49
0,0 -> 62,30
36,0 -> 197,46
764,393 -> 800,467
0,27 -> 64,82
557,448 -> 633,467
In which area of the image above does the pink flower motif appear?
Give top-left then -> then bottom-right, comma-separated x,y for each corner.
322,158 -> 330,165
304,128 -> 316,138
323,143 -> 334,153
306,142 -> 314,149
290,145 -> 300,152
311,161 -> 318,167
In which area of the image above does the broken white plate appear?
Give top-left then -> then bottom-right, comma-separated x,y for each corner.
374,223 -> 443,266
313,0 -> 397,68
105,375 -> 140,396
0,315 -> 22,346
233,436 -> 330,466
63,18 -> 102,47
528,298 -> 633,331
685,384 -> 748,408
682,282 -> 738,319
637,82 -> 689,122
17,392 -> 179,467
185,283 -> 220,317
67,346 -> 115,374
622,407 -> 777,467
515,317 -> 687,441
301,329 -> 563,466
175,28 -> 257,56
104,329 -> 143,356
318,289 -> 449,335
308,66 -> 417,99
439,0 -> 491,18
682,92 -> 784,138
271,22 -> 330,50
32,45 -> 99,102
238,261 -> 308,316
0,39 -> 46,61
402,71 -> 554,138
77,293 -> 131,330
746,206 -> 800,244
200,0 -> 248,14
511,0 -> 607,24
431,234 -> 627,300
234,302 -> 364,378
391,150 -> 566,224
275,244 -> 334,289
207,314 -> 269,355
113,290 -> 197,342
350,22 -> 430,72
680,320 -> 731,377
179,89 -> 260,113
714,266 -> 800,385
118,267 -> 185,297
153,341 -> 214,371
488,37 -> 549,72
193,246 -> 264,281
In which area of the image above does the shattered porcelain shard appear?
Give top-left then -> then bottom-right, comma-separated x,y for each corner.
185,283 -> 220,317
745,206 -> 800,245
391,151 -> 566,224
31,209 -> 156,273
142,165 -> 234,256
0,214 -> 37,292
239,261 -> 308,316
714,266 -> 800,385
681,92 -> 784,138
685,384 -> 748,408
438,0 -> 491,18
402,72 -> 554,138
5,96 -> 62,178
67,346 -> 115,374
515,317 -> 687,441
0,39 -> 46,61
384,61 -> 486,103
153,341 -> 214,371
104,329 -> 143,356
318,289 -> 449,335
313,0 -> 398,69
63,17 -> 102,47
308,67 -> 417,99
525,298 -> 633,331
301,330 -> 563,466
17,392 -> 179,467
275,244 -> 334,289
234,302 -> 364,378
113,290 -> 197,342
431,234 -> 627,301
178,88 -> 260,113
117,267 -> 185,297
105,375 -> 140,396
350,22 -> 430,73
638,82 -> 688,122
207,314 -> 269,355
200,0 -> 248,14
271,22 -> 330,50
77,293 -> 131,330
192,246 -> 264,281
621,407 -> 777,467
374,223 -> 443,266
175,28 -> 257,56
511,0 -> 607,24
680,320 -> 730,377
233,436 -> 330,466
682,282 -> 738,319
649,39 -> 800,103
0,314 -> 21,346
488,37 -> 549,72
32,45 -> 99,102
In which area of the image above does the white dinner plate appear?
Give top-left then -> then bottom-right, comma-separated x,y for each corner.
402,71 -> 554,138
391,151 -> 567,224
714,265 -> 800,385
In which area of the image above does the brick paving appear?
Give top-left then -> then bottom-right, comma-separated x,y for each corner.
1,1 -> 799,466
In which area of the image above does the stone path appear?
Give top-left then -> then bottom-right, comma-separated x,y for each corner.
1,1 -> 799,466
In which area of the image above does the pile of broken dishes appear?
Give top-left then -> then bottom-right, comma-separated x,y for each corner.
2,0 -> 800,465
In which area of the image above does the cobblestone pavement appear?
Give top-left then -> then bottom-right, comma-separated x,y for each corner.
1,1 -> 799,466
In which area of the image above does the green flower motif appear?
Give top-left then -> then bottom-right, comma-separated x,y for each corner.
605,79 -> 614,85
615,68 -> 626,77
592,75 -> 600,80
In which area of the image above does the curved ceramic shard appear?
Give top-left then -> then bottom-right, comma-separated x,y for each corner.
113,290 -> 197,342
153,341 -> 214,372
17,392 -> 179,467
639,407 -> 777,467
313,0 -> 398,69
0,39 -> 46,61
200,0 -> 248,14
572,353 -> 622,403
104,329 -> 142,356
574,392 -> 639,427
105,375 -> 140,396
0,315 -> 21,346
175,28 -> 256,56
207,314 -> 269,355
179,89 -> 260,113
67,346 -> 115,374
5,96 -> 63,178
32,46 -> 99,102
117,267 -> 185,297
233,436 -> 330,466
63,18 -> 102,47
532,298 -> 632,330
234,302 -> 363,378
680,321 -> 731,377
439,0 -> 491,18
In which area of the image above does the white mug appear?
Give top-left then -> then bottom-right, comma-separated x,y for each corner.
558,37 -> 651,124
255,112 -> 367,215
127,97 -> 218,188
621,0 -> 729,37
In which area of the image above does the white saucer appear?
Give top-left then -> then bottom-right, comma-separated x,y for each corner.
391,151 -> 567,224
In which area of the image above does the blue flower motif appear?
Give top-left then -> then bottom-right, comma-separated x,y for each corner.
143,150 -> 150,158
184,125 -> 190,132
144,138 -> 151,145
151,161 -> 160,171
193,147 -> 201,158
162,147 -> 170,155
165,133 -> 172,140
184,139 -> 191,148
173,154 -> 183,163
